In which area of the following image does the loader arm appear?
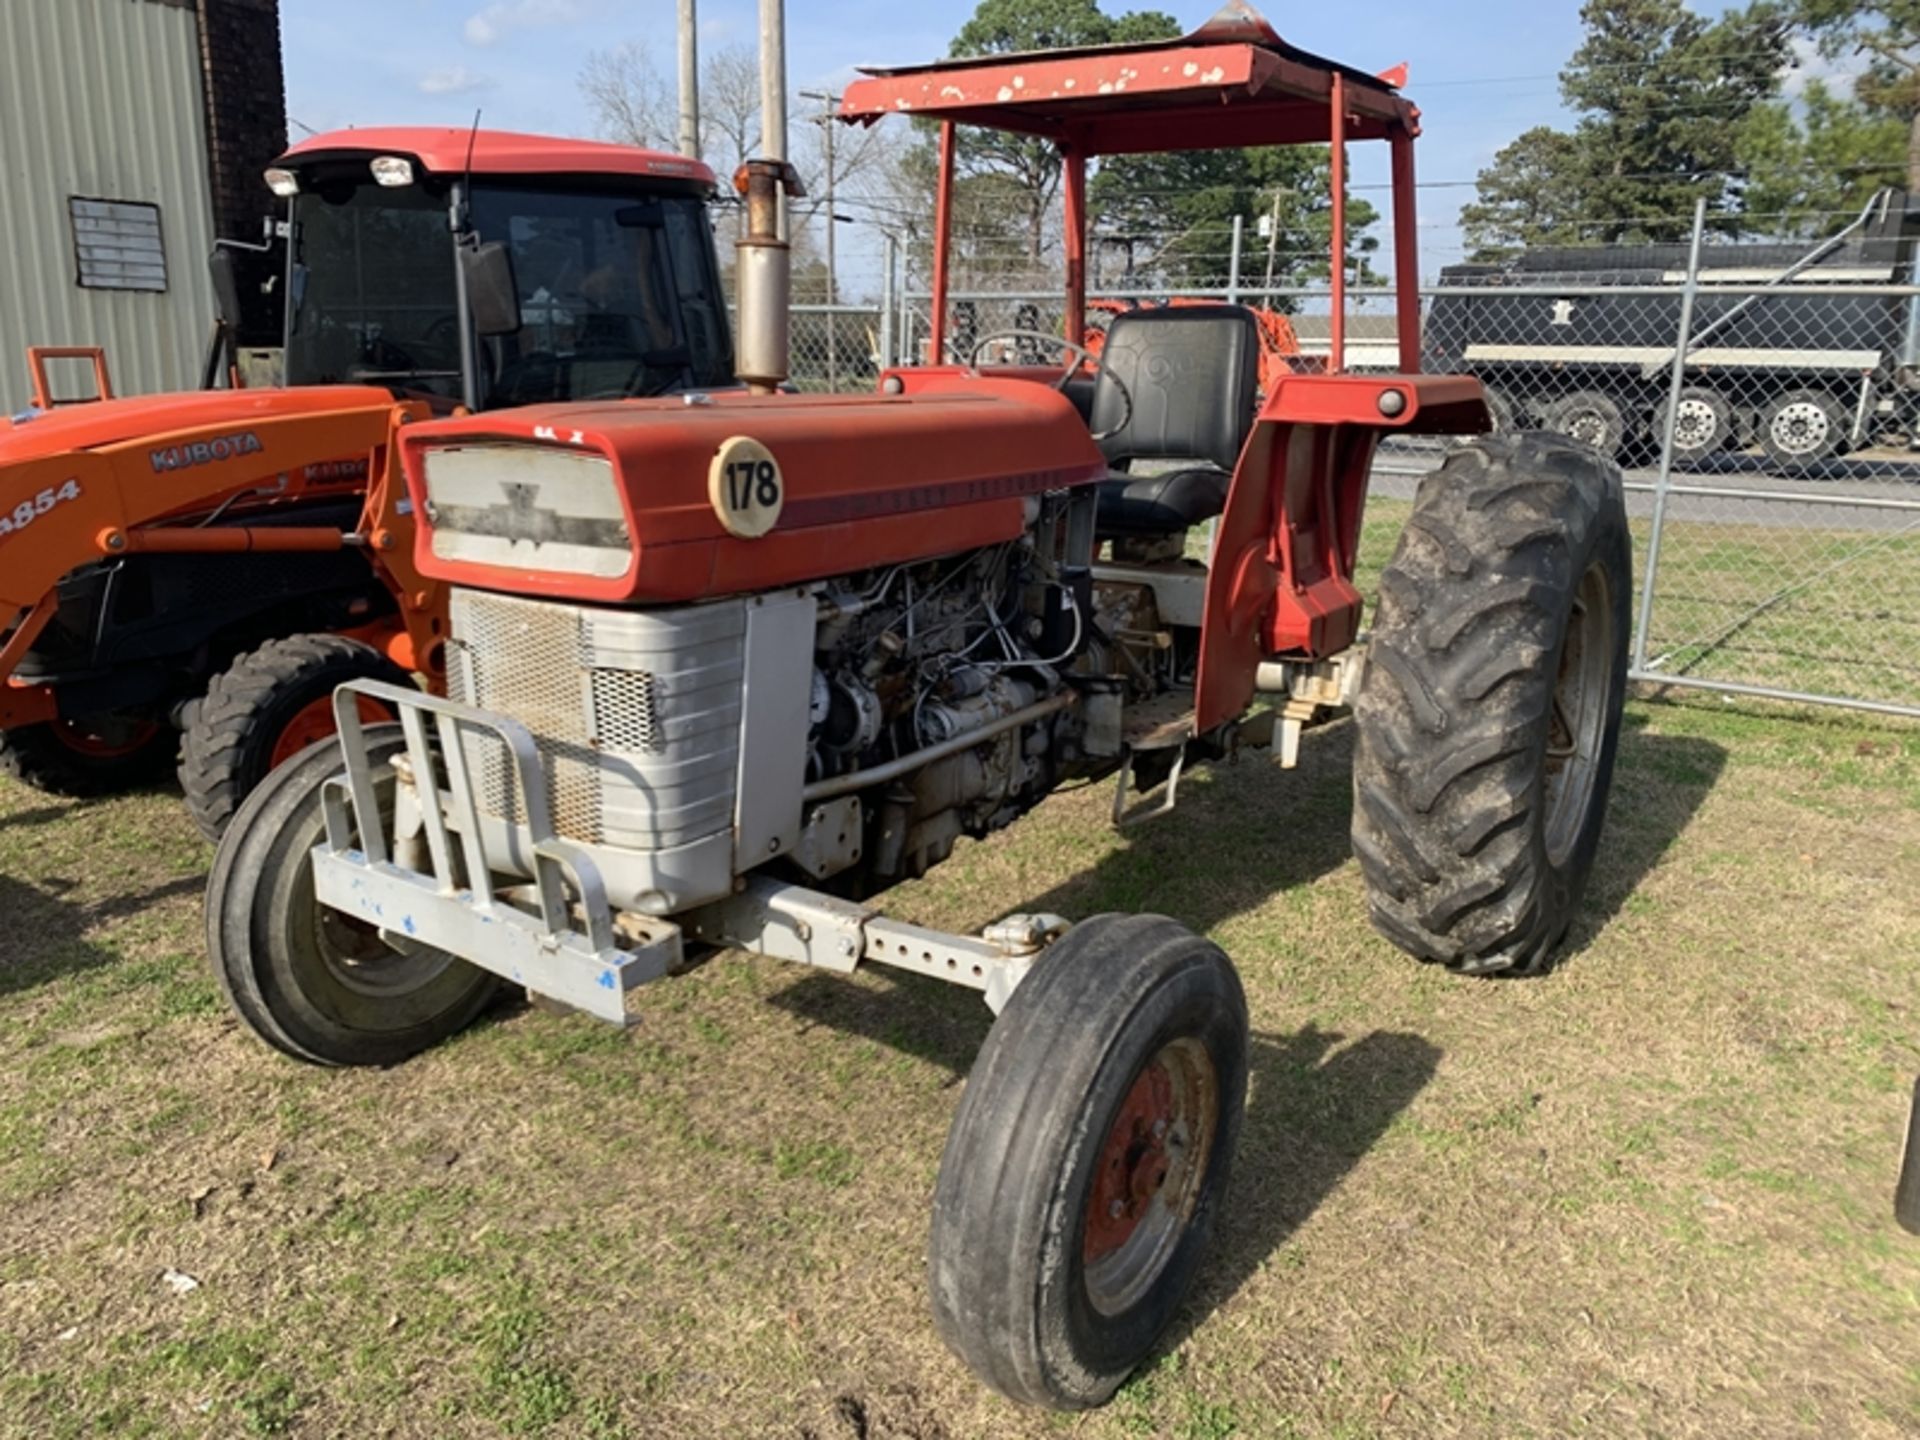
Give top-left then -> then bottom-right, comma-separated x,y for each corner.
1,396 -> 436,728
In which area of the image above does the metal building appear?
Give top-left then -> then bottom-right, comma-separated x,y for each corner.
0,0 -> 286,414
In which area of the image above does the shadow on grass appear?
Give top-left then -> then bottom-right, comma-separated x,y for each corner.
1168,1023 -> 1440,1350
767,974 -> 1437,1349
0,873 -> 204,998
1011,721 -> 1363,940
1557,710 -> 1726,961
909,707 -> 1724,974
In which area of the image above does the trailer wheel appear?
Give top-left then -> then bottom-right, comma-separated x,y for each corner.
0,712 -> 172,798
929,914 -> 1247,1410
179,634 -> 411,843
1652,387 -> 1734,464
1542,390 -> 1630,459
1352,434 -> 1631,975
1760,389 -> 1849,469
206,725 -> 500,1066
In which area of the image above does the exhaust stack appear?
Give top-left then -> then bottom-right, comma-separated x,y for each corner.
734,160 -> 805,395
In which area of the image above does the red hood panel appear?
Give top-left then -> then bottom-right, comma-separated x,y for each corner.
399,379 -> 1109,604
0,386 -> 395,465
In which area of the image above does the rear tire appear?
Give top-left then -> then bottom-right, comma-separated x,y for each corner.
0,713 -> 172,798
1543,389 -> 1630,460
928,914 -> 1248,1410
206,726 -> 500,1066
179,634 -> 411,843
1352,434 -> 1631,975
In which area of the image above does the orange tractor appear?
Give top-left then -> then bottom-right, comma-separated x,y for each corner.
207,3 -> 1632,1409
0,128 -> 731,836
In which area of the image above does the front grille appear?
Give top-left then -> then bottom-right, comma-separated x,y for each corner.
447,588 -> 744,852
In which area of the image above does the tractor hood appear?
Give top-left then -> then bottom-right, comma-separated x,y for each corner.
397,379 -> 1108,605
0,385 -> 396,466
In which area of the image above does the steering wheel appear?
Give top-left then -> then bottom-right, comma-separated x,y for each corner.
968,329 -> 1131,442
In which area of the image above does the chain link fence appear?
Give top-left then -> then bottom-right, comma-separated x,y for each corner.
782,205 -> 1920,720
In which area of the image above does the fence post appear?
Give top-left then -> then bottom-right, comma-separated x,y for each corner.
879,233 -> 897,372
1632,196 -> 1706,675
1227,215 -> 1244,305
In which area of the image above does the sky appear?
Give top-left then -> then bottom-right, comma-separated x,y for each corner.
281,0 -> 1755,291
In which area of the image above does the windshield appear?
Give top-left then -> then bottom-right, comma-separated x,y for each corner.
283,176 -> 733,407
283,181 -> 463,399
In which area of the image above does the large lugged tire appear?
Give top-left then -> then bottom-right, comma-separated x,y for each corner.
206,726 -> 500,1066
179,633 -> 411,843
929,914 -> 1248,1410
0,713 -> 172,798
1352,434 -> 1631,975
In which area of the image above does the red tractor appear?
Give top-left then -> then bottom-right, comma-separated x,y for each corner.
207,3 -> 1631,1409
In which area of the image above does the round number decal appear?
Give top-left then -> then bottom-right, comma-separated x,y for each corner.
708,436 -> 785,539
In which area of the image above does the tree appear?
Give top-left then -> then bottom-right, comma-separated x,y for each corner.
944,0 -> 1179,260
1736,80 -> 1908,233
1089,145 -> 1379,296
1463,0 -> 1792,251
1796,0 -> 1920,188
1460,128 -> 1604,256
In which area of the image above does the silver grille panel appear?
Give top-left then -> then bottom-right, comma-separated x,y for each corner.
447,589 -> 744,851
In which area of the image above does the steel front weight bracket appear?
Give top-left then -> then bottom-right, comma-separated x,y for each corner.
685,879 -> 1071,1014
312,680 -> 1071,1025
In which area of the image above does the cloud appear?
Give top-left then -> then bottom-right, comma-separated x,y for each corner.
464,0 -> 585,48
1782,35 -> 1856,102
419,65 -> 495,96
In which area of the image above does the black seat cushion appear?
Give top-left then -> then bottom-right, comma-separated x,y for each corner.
1090,305 -> 1261,475
1096,466 -> 1230,536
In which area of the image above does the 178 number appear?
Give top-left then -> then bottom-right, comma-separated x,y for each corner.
723,458 -> 780,512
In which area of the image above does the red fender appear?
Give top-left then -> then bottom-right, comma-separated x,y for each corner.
1193,374 -> 1489,734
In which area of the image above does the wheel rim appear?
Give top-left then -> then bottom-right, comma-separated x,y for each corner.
269,694 -> 393,770
1082,1037 -> 1219,1316
1560,407 -> 1609,450
49,714 -> 159,759
1770,400 -> 1830,456
1671,397 -> 1719,450
1543,559 -> 1614,868
309,890 -> 454,998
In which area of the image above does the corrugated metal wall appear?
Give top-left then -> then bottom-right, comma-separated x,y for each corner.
0,0 -> 218,413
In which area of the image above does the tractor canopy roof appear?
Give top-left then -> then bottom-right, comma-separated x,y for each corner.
836,0 -> 1416,153
279,128 -> 716,188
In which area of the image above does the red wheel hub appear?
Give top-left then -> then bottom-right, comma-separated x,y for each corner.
269,694 -> 393,769
1083,1060 -> 1179,1265
49,716 -> 160,760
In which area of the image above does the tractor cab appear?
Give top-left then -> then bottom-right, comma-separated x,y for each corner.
267,129 -> 733,412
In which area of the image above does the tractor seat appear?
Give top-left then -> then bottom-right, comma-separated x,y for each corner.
1089,305 -> 1261,538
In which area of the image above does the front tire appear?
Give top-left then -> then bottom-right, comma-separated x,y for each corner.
179,634 -> 411,843
1352,434 -> 1631,975
206,726 -> 500,1066
928,914 -> 1248,1410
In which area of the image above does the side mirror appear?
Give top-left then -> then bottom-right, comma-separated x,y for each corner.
208,246 -> 244,331
461,242 -> 521,337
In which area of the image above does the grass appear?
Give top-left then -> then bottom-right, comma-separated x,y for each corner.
2,513 -> 1919,1436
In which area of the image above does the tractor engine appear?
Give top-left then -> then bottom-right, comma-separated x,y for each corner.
807,541 -> 1073,883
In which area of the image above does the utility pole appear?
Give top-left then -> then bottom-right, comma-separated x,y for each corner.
676,0 -> 699,161
799,88 -> 840,386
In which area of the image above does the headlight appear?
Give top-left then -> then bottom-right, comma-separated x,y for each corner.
421,444 -> 631,579
370,155 -> 416,187
264,167 -> 300,197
